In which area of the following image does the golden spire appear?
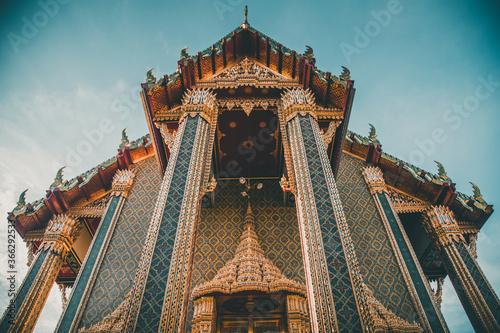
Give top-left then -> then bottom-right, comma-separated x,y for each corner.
242,5 -> 249,29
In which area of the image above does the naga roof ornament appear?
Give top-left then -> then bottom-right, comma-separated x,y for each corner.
434,160 -> 452,184
50,166 -> 66,189
119,128 -> 129,149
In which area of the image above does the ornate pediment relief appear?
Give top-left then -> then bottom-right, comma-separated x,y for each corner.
387,188 -> 429,213
195,57 -> 299,89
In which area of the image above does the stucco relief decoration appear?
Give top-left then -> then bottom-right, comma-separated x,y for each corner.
195,57 -> 299,89
111,169 -> 135,198
67,194 -> 110,218
181,88 -> 217,123
281,88 -> 316,122
321,120 -> 341,147
387,188 -> 429,213
423,206 -> 465,248
40,214 -> 82,256
217,98 -> 278,116
361,166 -> 388,195
158,123 -> 177,151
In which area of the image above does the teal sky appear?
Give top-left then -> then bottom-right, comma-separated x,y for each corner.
1,1 -> 499,332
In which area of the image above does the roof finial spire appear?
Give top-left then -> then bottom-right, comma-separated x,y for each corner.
242,5 -> 249,29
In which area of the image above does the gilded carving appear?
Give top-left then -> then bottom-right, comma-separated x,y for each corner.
422,206 -> 465,249
157,122 -> 177,150
180,88 -> 217,124
361,166 -> 388,195
321,120 -> 341,147
111,169 -> 135,198
40,215 -> 82,256
195,57 -> 299,90
387,188 -> 429,213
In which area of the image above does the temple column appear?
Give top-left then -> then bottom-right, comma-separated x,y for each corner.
422,206 -> 500,332
54,169 -> 135,333
123,89 -> 216,333
362,166 -> 449,333
282,89 -> 371,332
0,214 -> 81,333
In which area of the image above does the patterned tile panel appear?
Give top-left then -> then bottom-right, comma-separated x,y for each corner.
299,117 -> 362,331
78,156 -> 161,330
455,241 -> 500,323
336,153 -> 419,324
135,116 -> 200,333
186,179 -> 304,331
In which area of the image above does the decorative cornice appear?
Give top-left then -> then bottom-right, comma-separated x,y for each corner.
67,206 -> 105,218
217,97 -> 278,116
362,166 -> 388,195
422,206 -> 465,249
39,214 -> 82,256
111,169 -> 135,198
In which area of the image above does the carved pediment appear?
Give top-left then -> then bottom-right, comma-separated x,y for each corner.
387,188 -> 429,213
195,57 -> 299,89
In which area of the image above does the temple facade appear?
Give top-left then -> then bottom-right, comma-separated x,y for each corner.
2,12 -> 499,333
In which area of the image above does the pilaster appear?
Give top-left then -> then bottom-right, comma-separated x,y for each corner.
123,89 -> 216,333
1,215 -> 81,333
423,206 -> 500,332
283,88 -> 371,332
362,166 -> 449,333
54,169 -> 135,333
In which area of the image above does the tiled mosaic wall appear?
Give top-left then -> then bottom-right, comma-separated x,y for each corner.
186,179 -> 305,329
336,153 -> 421,324
78,156 -> 161,330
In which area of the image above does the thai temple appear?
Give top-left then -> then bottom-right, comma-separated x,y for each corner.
2,8 -> 499,333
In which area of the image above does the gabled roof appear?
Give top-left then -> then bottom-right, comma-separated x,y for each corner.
142,25 -> 352,119
8,135 -> 155,237
344,131 -> 493,230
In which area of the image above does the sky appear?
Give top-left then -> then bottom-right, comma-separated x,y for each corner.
0,0 -> 499,332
